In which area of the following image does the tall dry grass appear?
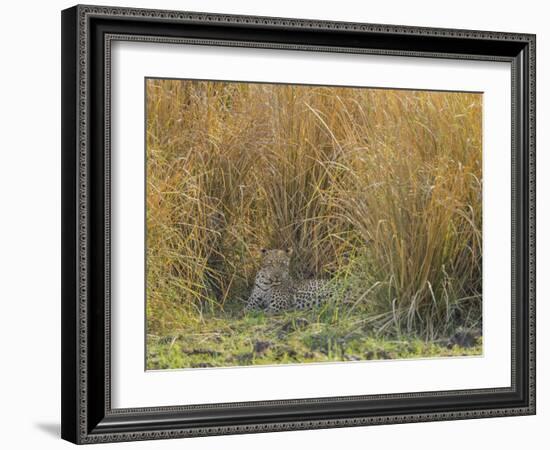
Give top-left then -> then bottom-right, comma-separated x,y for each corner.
146,78 -> 482,339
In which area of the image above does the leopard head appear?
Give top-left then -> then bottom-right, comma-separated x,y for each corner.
257,248 -> 293,285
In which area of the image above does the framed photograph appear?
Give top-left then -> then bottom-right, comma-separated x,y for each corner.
61,4 -> 536,444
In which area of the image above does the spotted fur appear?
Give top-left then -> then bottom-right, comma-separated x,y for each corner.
245,249 -> 340,313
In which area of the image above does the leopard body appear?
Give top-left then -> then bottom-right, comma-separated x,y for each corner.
245,249 -> 339,313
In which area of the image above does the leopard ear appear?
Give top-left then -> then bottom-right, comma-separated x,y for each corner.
286,247 -> 293,256
260,248 -> 267,255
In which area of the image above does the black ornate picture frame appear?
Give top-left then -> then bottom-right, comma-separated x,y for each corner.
61,4 -> 536,444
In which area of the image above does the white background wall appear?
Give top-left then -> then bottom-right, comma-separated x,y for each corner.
0,0 -> 546,448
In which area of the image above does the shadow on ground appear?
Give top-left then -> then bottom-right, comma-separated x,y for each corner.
35,422 -> 60,438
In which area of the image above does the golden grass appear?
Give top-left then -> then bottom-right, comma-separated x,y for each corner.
146,78 -> 482,340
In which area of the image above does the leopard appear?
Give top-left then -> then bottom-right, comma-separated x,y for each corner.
244,248 -> 341,313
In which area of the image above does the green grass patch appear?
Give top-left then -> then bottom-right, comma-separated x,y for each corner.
146,310 -> 481,370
